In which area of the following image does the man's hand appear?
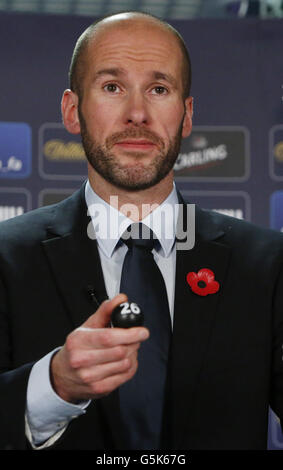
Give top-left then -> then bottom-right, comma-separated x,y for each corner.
50,293 -> 149,403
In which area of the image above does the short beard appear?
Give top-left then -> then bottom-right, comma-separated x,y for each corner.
78,106 -> 184,192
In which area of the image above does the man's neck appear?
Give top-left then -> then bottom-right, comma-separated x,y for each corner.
88,167 -> 174,222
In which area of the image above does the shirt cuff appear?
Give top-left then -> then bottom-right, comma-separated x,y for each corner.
26,348 -> 91,447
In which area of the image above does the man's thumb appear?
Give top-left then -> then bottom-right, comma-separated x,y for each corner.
83,293 -> 128,329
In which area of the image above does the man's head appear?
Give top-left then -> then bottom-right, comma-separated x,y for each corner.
61,12 -> 193,193
69,12 -> 192,101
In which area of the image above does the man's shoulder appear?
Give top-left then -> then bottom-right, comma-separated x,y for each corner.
192,203 -> 283,251
0,204 -> 58,253
0,186 -> 84,247
179,190 -> 283,247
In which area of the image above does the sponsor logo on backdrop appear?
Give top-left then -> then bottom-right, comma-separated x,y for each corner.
174,126 -> 250,181
0,206 -> 24,221
0,188 -> 31,222
0,122 -> 31,178
44,140 -> 85,161
270,191 -> 283,232
269,125 -> 283,180
274,141 -> 283,162
39,123 -> 87,180
213,208 -> 244,219
180,191 -> 251,221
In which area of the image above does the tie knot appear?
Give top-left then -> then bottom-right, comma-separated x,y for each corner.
121,223 -> 156,251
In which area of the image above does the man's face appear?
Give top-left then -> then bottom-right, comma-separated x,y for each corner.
69,21 -> 192,191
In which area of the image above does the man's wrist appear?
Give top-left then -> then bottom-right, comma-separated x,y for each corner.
26,348 -> 91,446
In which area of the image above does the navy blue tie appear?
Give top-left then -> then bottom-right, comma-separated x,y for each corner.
118,223 -> 172,449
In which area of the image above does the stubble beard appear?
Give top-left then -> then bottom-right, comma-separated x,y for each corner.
78,107 -> 184,192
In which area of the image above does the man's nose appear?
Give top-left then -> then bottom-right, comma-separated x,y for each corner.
123,91 -> 150,126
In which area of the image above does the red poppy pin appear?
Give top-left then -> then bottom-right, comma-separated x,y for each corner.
186,268 -> 220,297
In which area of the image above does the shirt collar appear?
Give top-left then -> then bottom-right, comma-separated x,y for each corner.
85,180 -> 179,258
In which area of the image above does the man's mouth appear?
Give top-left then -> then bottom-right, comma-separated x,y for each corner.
114,139 -> 156,150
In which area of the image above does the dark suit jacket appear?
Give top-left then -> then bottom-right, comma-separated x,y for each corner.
1,183 -> 283,450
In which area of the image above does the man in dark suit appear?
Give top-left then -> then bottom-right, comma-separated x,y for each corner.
1,11 -> 283,451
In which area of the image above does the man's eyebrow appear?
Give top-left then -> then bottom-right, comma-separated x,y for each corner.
92,68 -> 126,81
151,71 -> 177,87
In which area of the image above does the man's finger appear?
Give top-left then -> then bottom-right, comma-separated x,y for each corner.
72,325 -> 149,349
68,343 -> 141,368
84,293 -> 128,329
83,360 -> 139,399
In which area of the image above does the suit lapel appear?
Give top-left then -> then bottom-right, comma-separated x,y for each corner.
41,184 -> 108,329
170,194 -> 231,448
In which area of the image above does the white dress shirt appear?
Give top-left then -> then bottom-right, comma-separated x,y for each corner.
25,180 -> 179,448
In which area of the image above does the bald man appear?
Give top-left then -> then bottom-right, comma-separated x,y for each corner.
1,11 -> 283,451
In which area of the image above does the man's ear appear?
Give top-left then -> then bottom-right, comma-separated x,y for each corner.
182,96 -> 193,139
61,89 -> 81,135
